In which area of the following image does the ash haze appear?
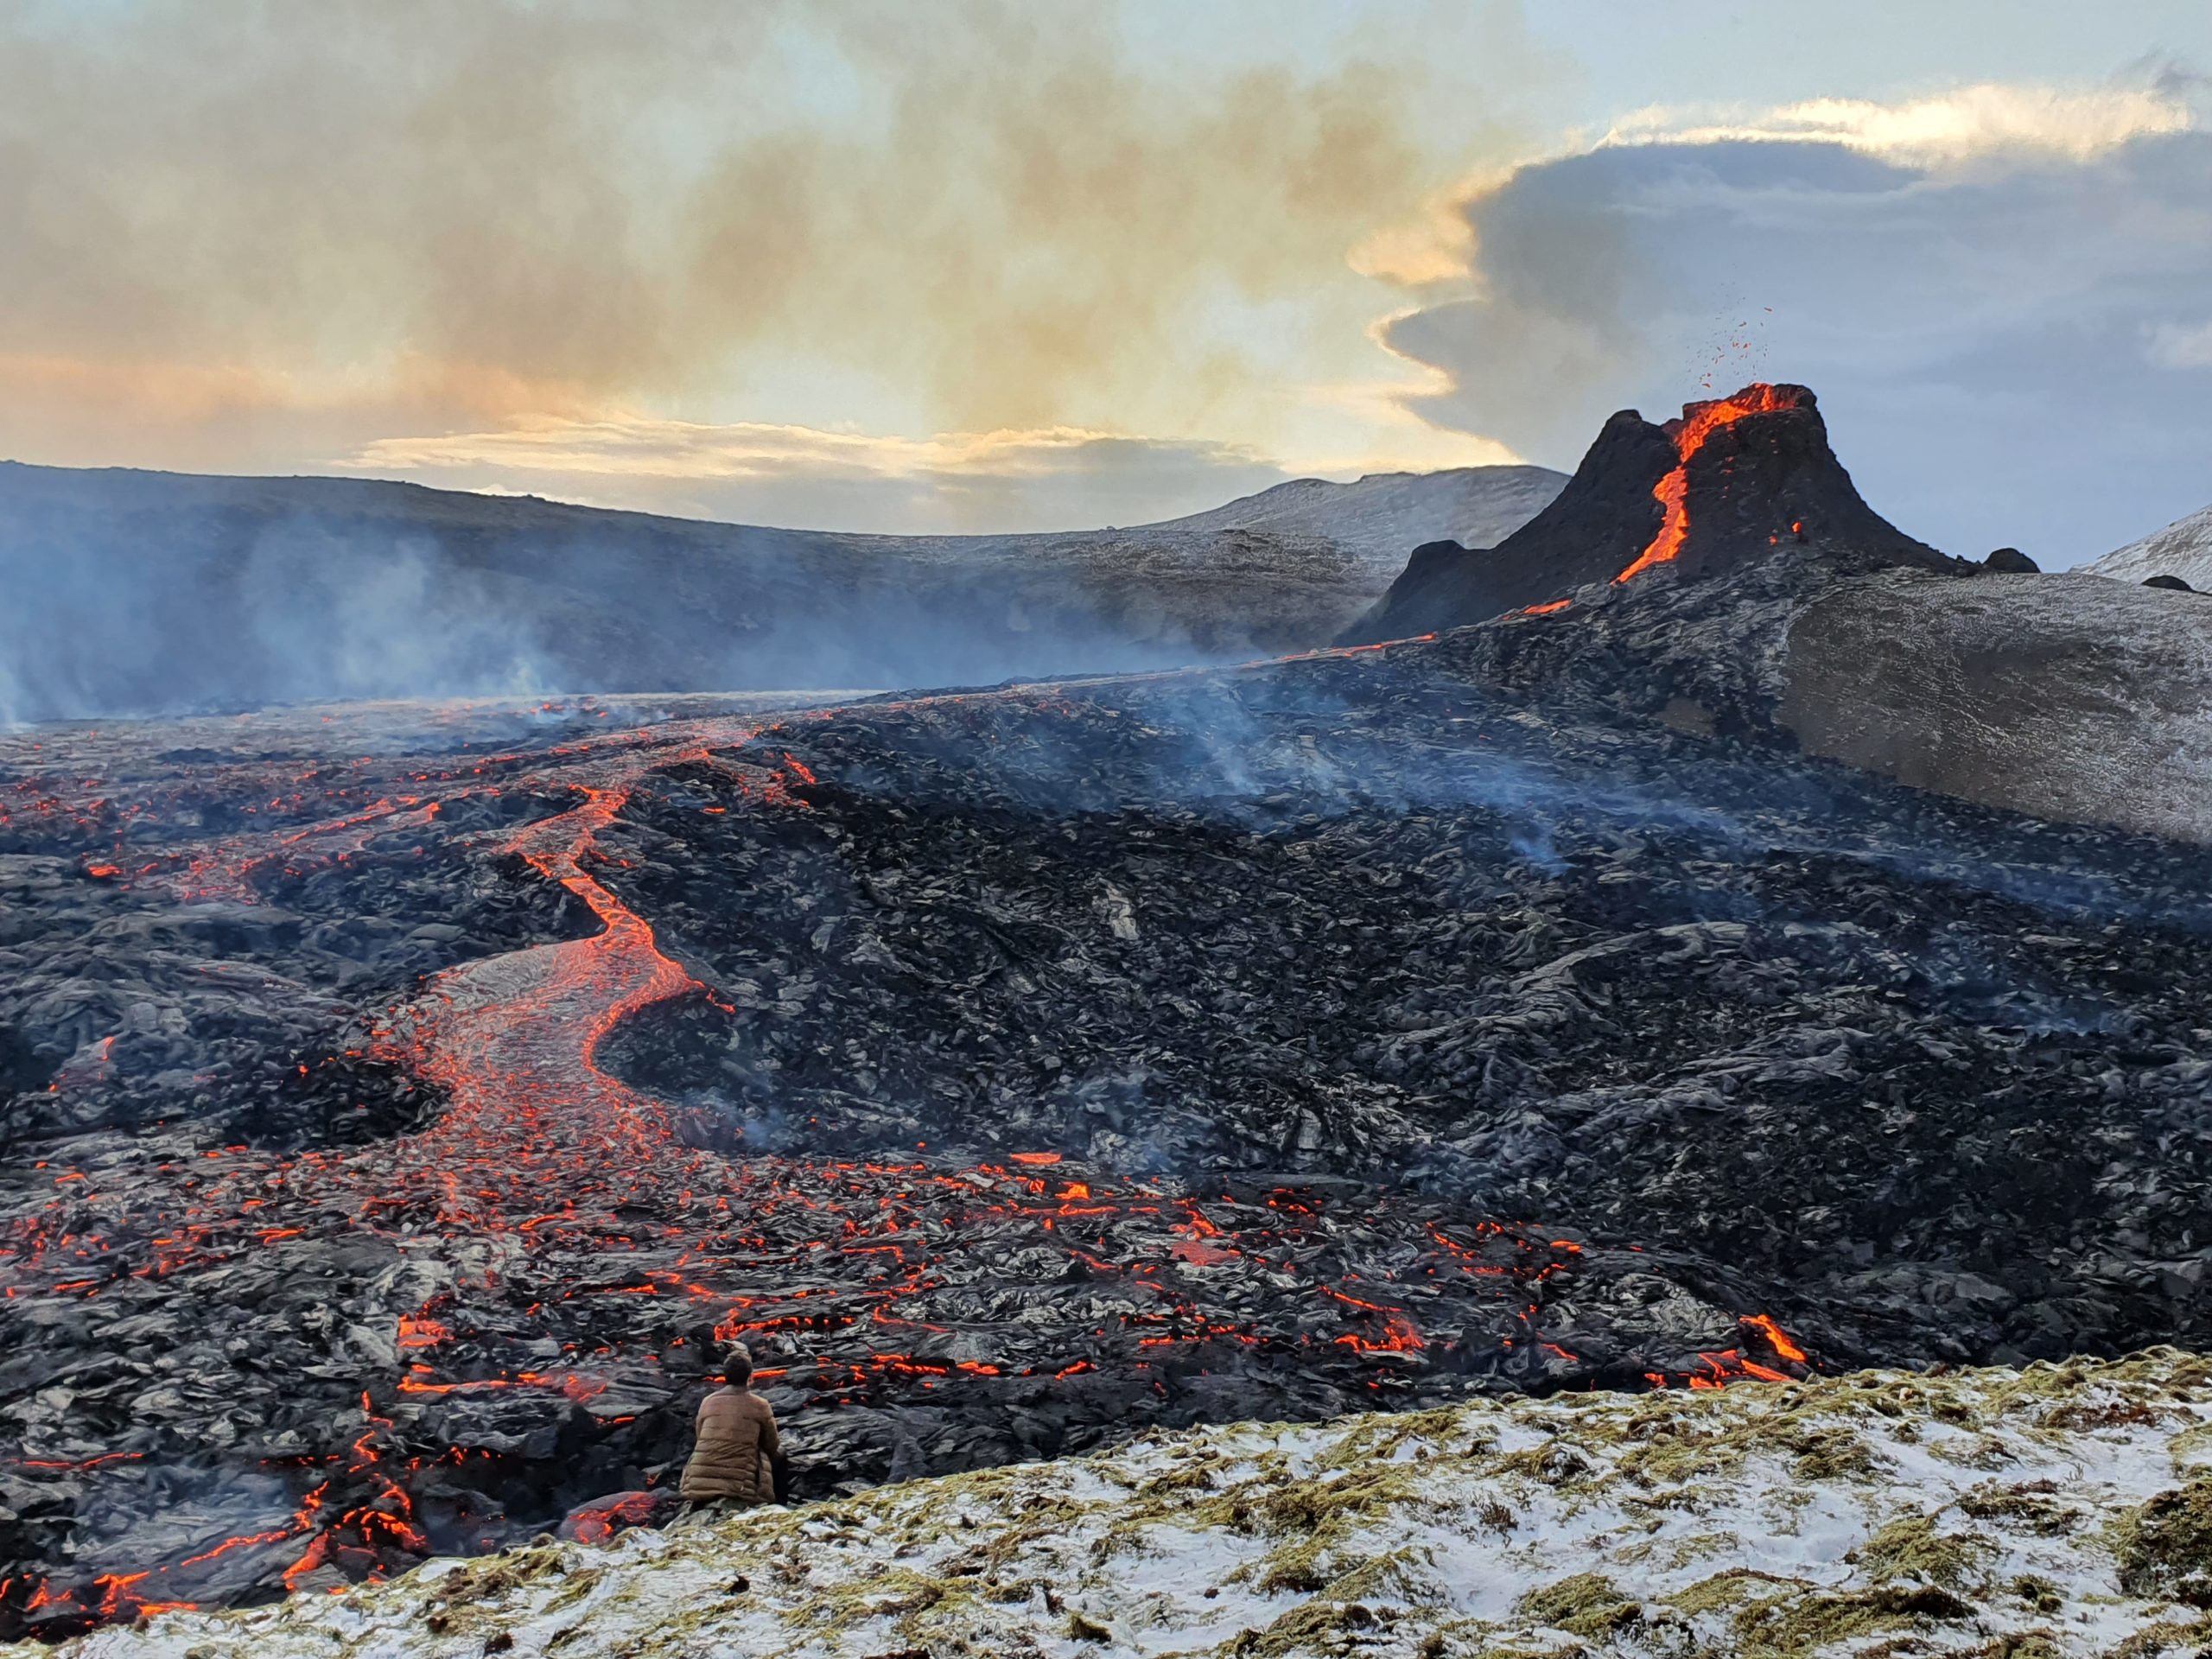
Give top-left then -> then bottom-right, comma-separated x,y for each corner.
1,1 -> 2208,558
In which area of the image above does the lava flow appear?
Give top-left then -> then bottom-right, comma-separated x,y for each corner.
0,672 -> 1820,1637
1615,382 -> 1807,583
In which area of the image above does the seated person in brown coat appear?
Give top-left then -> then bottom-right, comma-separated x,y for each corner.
677,1343 -> 783,1520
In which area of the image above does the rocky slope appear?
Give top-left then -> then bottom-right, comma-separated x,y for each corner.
1342,385 -> 2212,843
0,461 -> 1561,724
2089,503 -> 2212,590
1781,572 -> 2212,843
19,1350 -> 2212,1659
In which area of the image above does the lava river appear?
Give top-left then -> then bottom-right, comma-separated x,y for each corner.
0,677 -> 1812,1636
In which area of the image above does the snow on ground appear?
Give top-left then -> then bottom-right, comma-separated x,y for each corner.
1782,570 -> 2212,844
2090,503 -> 2212,590
21,1351 -> 2212,1658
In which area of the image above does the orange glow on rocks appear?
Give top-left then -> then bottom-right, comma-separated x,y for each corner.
1741,1312 -> 1808,1364
1616,383 -> 1808,584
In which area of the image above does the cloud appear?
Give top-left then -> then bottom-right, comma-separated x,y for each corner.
2145,319 -> 2212,368
0,1 -> 1544,454
338,416 -> 1292,534
349,417 -> 1267,486
1603,80 -> 2196,165
1379,79 -> 2212,566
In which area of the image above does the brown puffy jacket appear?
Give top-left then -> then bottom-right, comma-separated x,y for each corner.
678,1385 -> 781,1503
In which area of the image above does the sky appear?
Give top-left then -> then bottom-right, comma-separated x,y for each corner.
2,1 -> 2208,563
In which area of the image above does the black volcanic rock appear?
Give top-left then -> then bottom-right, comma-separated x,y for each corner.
3,607 -> 2212,1630
1349,538 -> 1486,639
1341,385 -> 1951,643
1984,547 -> 2040,573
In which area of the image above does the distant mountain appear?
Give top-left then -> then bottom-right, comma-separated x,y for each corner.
0,460 -> 1563,723
1157,465 -> 1564,560
2088,502 -> 2212,590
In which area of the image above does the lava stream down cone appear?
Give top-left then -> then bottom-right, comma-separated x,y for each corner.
1341,383 -> 1951,641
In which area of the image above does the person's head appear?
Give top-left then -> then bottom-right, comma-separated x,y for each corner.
721,1343 -> 753,1389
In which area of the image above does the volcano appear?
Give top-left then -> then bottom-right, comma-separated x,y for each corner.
1340,384 -> 1954,642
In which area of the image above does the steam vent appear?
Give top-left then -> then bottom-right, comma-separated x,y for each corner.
4,385 -> 2212,1643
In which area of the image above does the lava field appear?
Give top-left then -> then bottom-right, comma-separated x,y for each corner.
3,636 -> 2209,1637
3,386 -> 2209,1638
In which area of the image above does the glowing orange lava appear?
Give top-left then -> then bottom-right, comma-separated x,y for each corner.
1616,383 -> 1806,584
0,652 -> 1811,1629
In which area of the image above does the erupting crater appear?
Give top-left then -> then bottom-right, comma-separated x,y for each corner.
1338,380 -> 1949,642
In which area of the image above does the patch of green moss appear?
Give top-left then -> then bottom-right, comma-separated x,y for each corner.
1141,1455 -> 1231,1496
1958,1479 -> 2080,1535
2115,1477 -> 2212,1608
1852,1510 -> 1986,1588
1323,1547 -> 1444,1607
1255,1463 -> 1426,1536
1732,1581 -> 1976,1656
1224,1597 -> 1389,1657
2107,1612 -> 2212,1657
1609,1418 -> 1745,1488
2169,1422 -> 2212,1475
1516,1571 -> 1642,1639
538,1565 -> 605,1613
1787,1425 -> 1880,1481
2008,1573 -> 2065,1615
1662,1567 -> 1795,1617
1959,1635 -> 2064,1659
1924,1432 -> 2018,1471
1490,1440 -> 1595,1488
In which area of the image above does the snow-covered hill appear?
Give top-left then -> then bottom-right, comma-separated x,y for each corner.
1160,465 -> 1565,563
2089,502 -> 2212,589
29,1351 -> 2212,1658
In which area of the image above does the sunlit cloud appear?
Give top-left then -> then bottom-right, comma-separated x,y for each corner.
1602,79 -> 2196,166
344,416 -> 1270,486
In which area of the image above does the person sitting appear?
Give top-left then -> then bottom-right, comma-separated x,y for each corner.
677,1343 -> 783,1521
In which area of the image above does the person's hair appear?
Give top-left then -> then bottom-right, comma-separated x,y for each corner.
721,1343 -> 753,1387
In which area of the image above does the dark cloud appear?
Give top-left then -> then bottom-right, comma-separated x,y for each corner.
1389,129 -> 2212,564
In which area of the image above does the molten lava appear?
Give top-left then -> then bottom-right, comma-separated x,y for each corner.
1615,383 -> 1807,584
0,653 -> 1818,1634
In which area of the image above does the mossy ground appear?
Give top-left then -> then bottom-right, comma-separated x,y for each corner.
16,1350 -> 2212,1659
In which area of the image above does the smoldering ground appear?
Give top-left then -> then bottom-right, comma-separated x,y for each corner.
5,622 -> 2212,1632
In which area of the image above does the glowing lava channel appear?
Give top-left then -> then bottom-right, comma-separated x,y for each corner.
1615,383 -> 1805,584
0,661 -> 1814,1630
